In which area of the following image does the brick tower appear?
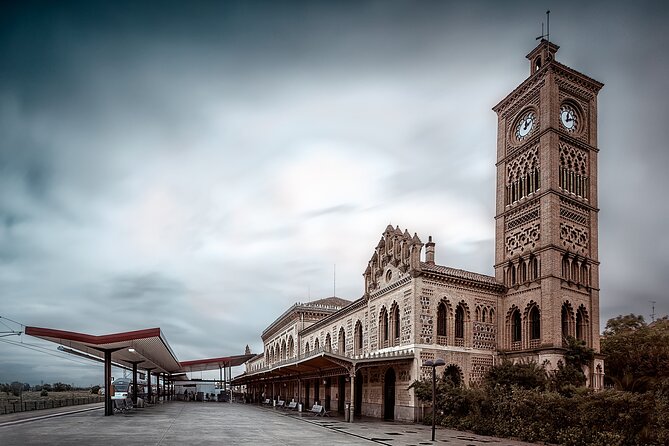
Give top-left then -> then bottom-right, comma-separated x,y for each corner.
492,40 -> 605,386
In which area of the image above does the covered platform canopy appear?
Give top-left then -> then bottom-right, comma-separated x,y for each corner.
180,354 -> 253,373
25,326 -> 182,374
24,325 -> 253,416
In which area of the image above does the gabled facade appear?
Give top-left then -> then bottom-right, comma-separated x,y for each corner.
233,40 -> 604,422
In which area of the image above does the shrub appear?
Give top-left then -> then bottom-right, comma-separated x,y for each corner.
40,390 -> 48,397
91,385 -> 100,394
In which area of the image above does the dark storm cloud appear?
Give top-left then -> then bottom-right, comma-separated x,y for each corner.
1,0 -> 668,384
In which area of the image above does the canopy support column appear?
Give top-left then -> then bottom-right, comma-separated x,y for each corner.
128,361 -> 143,405
94,346 -> 123,416
145,368 -> 155,403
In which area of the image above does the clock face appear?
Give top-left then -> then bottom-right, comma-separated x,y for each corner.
560,105 -> 577,131
515,111 -> 535,140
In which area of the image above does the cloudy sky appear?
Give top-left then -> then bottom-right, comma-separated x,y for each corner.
1,0 -> 668,386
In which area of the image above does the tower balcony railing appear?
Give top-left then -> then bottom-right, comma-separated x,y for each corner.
455,338 -> 464,347
436,335 -> 447,346
511,341 -> 522,351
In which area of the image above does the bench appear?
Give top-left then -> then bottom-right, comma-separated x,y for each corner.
262,399 -> 271,405
275,400 -> 285,408
113,398 -> 133,413
309,404 -> 329,416
286,401 -> 298,410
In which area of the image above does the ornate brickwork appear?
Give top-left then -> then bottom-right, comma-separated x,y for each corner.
505,223 -> 540,257
469,356 -> 494,386
473,322 -> 496,350
506,203 -> 540,230
420,351 -> 435,380
401,290 -> 412,344
560,223 -> 589,254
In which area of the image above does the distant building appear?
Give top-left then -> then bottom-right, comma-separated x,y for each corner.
234,39 -> 604,421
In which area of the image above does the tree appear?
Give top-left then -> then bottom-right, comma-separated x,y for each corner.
484,359 -> 547,390
91,385 -> 100,394
602,316 -> 669,392
52,382 -> 72,392
9,381 -> 23,397
603,313 -> 646,336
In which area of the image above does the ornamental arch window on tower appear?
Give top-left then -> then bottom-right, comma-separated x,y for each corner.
561,301 -> 575,344
527,302 -> 541,347
576,305 -> 590,346
337,327 -> 346,355
559,143 -> 589,200
507,306 -> 522,349
506,146 -> 540,206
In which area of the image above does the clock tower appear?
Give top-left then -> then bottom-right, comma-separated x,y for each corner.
492,40 -> 604,385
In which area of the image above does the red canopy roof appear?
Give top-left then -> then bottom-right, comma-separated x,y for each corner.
25,326 -> 250,375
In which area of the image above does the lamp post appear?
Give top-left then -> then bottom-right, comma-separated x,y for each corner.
422,358 -> 445,442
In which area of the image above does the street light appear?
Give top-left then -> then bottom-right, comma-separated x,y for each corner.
422,358 -> 445,442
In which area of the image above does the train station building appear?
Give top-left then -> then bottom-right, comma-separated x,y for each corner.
233,39 -> 605,422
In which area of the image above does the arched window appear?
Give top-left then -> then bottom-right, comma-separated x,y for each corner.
455,305 -> 465,339
314,338 -> 320,351
529,305 -> 541,340
281,340 -> 287,360
576,306 -> 588,342
520,260 -> 527,283
511,309 -> 522,343
288,336 -> 295,358
337,327 -> 346,355
482,308 -> 487,323
304,342 -> 310,355
562,255 -> 570,280
354,321 -> 363,355
325,333 -> 332,352
390,303 -> 400,346
437,302 -> 447,337
379,307 -> 389,346
443,365 -> 462,387
581,263 -> 589,286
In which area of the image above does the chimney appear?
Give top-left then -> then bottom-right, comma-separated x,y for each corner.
425,236 -> 435,265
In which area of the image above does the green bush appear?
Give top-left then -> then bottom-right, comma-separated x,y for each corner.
411,382 -> 669,445
40,390 -> 48,397
91,385 -> 100,394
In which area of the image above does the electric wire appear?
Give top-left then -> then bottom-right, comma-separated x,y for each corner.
0,338 -> 101,368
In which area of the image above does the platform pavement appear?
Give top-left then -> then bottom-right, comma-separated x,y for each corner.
0,401 -> 539,446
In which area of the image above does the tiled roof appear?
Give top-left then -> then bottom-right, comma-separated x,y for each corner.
303,296 -> 351,308
420,262 -> 501,287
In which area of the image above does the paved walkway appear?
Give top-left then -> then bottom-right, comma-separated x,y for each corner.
0,401 -> 538,446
